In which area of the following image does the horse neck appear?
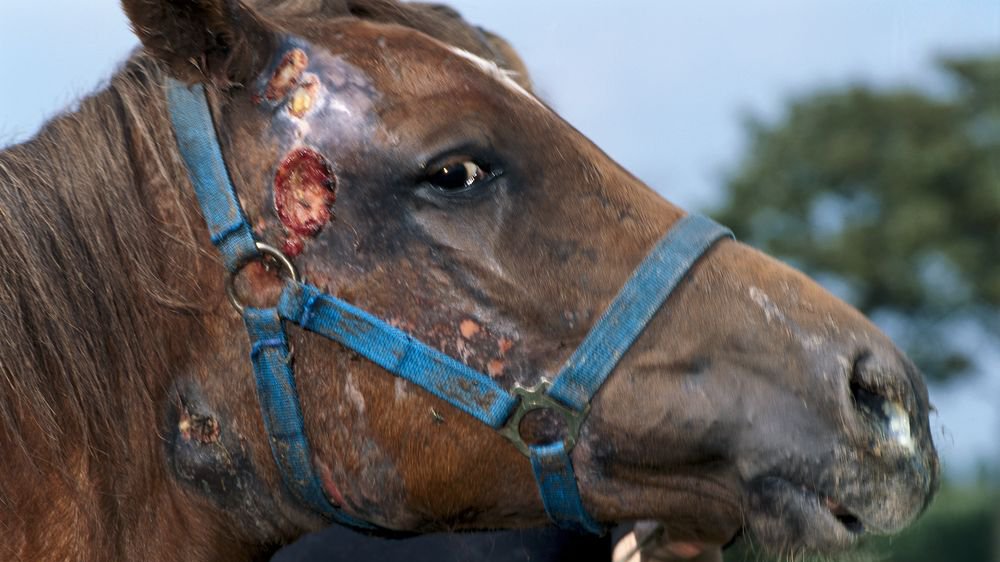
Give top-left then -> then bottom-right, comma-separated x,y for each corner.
0,57 -> 254,561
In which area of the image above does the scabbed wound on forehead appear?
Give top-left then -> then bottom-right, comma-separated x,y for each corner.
257,39 -> 380,147
254,40 -> 382,257
274,148 -> 336,257
265,48 -> 309,102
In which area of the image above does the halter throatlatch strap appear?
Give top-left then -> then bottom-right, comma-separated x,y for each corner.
166,78 -> 733,536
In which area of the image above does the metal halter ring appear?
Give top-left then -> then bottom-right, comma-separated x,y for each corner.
225,242 -> 300,314
498,380 -> 589,457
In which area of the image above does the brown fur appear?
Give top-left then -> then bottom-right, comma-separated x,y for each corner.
0,2 -> 538,559
0,1 -> 937,561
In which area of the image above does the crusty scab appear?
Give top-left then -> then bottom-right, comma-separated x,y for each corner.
289,74 -> 320,118
315,456 -> 347,506
258,42 -> 357,257
165,380 -> 282,536
274,147 -> 337,257
265,48 -> 309,102
178,405 -> 221,445
455,317 -> 515,379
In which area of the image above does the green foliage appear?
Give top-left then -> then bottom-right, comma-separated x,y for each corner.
713,55 -> 1000,381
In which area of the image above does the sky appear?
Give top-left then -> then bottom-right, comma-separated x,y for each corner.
1,0 -> 998,479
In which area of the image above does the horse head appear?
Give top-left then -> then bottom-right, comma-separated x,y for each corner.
109,0 -> 938,556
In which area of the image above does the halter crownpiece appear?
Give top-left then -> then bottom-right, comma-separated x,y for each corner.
167,79 -> 733,535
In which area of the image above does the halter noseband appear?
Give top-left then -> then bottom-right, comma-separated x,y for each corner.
167,80 -> 733,535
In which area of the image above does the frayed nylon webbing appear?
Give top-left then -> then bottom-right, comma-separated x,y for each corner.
166,81 -> 257,272
278,280 -> 518,428
243,308 -> 376,529
529,442 -> 602,534
550,214 -> 733,411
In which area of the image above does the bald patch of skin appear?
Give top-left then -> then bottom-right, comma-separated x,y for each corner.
255,39 -> 381,149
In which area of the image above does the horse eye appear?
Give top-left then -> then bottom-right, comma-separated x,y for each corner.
425,160 -> 492,192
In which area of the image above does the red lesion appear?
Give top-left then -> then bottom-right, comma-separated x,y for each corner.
274,148 -> 337,256
282,236 -> 306,258
315,456 -> 346,507
265,49 -> 309,102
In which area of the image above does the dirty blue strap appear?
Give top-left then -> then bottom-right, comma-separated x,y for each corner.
278,280 -> 518,428
533,214 -> 731,534
166,79 -> 258,272
529,442 -> 603,534
549,214 -> 733,411
243,308 -> 378,530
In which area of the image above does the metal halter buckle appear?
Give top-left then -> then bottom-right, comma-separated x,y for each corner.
225,242 -> 300,314
498,380 -> 589,457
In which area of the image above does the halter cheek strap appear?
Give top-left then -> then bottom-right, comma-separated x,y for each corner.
167,80 -> 733,535
168,81 -> 378,531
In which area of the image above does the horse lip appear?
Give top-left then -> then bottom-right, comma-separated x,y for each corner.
789,482 -> 868,536
747,476 -> 864,551
823,496 -> 866,535
797,489 -> 868,543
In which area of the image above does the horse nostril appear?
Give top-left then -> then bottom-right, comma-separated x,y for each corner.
849,353 -> 915,452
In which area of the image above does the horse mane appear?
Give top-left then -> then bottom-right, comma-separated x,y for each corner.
0,0 -> 518,520
0,54 -> 206,513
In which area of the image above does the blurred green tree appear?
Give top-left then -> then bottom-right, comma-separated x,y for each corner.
714,55 -> 1000,382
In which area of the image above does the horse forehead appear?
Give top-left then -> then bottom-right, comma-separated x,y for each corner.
317,22 -> 536,107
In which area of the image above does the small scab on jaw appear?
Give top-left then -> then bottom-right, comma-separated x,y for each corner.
497,338 -> 514,356
487,359 -> 505,378
178,406 -> 220,445
266,48 -> 309,102
460,319 -> 481,340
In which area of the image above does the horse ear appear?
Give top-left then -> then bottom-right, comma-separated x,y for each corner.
122,0 -> 275,84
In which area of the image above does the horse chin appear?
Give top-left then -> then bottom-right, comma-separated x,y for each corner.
746,476 -> 864,554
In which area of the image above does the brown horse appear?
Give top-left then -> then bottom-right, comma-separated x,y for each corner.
0,1 -> 938,560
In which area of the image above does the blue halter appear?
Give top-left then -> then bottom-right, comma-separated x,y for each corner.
166,80 -> 733,535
